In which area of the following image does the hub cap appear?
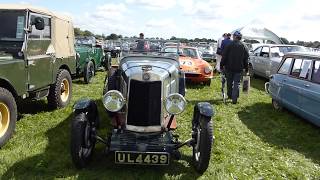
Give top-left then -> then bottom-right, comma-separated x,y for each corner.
0,102 -> 10,138
60,79 -> 70,102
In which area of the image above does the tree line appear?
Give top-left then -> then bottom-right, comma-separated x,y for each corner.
74,28 -> 320,48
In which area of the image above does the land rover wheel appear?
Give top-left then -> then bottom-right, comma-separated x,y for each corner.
0,88 -> 17,147
272,99 -> 283,111
71,112 -> 96,168
84,61 -> 95,84
192,114 -> 213,173
48,69 -> 72,109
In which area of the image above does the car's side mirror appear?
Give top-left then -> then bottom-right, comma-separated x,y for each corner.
33,17 -> 45,30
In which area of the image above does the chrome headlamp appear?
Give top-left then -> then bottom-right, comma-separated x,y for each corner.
165,93 -> 187,115
102,90 -> 125,112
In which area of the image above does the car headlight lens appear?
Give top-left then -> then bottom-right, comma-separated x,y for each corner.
165,93 -> 187,115
102,90 -> 125,112
204,66 -> 213,74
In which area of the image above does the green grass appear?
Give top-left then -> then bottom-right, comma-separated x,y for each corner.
1,70 -> 320,179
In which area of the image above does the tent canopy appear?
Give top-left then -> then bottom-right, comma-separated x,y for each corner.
233,25 -> 283,44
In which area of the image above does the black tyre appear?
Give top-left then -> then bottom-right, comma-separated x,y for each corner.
48,69 -> 72,109
70,112 -> 96,168
192,114 -> 213,173
0,88 -> 17,147
179,76 -> 186,96
272,99 -> 283,111
204,80 -> 211,86
84,61 -> 95,84
102,69 -> 117,95
104,54 -> 111,71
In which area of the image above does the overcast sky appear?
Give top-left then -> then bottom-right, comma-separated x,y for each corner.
3,0 -> 320,41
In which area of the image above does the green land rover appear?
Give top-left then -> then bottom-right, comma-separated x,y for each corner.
75,36 -> 110,83
0,5 -> 77,147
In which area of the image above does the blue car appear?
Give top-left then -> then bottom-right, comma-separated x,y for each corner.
266,52 -> 320,126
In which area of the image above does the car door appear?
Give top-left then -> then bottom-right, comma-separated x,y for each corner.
250,47 -> 262,74
301,60 -> 320,125
278,58 -> 303,110
272,57 -> 293,100
258,46 -> 271,78
26,13 -> 53,91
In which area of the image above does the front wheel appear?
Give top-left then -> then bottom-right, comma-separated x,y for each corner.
192,114 -> 213,173
84,61 -> 95,84
0,88 -> 17,147
48,69 -> 72,109
70,112 -> 96,168
204,80 -> 211,86
272,99 -> 283,111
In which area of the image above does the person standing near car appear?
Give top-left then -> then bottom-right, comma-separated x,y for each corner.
215,33 -> 227,73
220,31 -> 249,104
136,33 -> 145,52
221,33 -> 232,53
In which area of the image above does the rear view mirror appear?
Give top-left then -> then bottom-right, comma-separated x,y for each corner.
33,17 -> 45,30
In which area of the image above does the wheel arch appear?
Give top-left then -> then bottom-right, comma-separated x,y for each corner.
59,64 -> 71,75
0,78 -> 18,99
73,99 -> 99,124
193,102 -> 215,119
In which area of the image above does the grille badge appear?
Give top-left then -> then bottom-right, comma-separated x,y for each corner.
143,73 -> 150,81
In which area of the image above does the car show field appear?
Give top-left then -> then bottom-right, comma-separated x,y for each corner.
0,68 -> 319,179
1,1 -> 320,179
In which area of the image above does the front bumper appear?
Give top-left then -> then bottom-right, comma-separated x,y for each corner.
184,72 -> 213,82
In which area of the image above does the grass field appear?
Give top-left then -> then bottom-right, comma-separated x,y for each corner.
1,70 -> 320,179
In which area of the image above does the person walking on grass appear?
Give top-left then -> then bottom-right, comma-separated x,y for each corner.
215,33 -> 227,73
220,31 -> 249,104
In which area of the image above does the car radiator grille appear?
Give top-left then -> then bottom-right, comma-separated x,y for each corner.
127,79 -> 161,127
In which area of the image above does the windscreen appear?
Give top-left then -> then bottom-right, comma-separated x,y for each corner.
0,10 -> 25,41
271,46 -> 307,54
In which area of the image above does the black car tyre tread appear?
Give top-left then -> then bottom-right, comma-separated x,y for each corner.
84,61 -> 95,84
192,115 -> 213,174
204,80 -> 211,86
70,112 -> 95,168
103,68 -> 117,95
0,88 -> 17,147
272,99 -> 283,111
48,69 -> 72,109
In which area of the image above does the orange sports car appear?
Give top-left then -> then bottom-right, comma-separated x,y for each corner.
163,46 -> 214,85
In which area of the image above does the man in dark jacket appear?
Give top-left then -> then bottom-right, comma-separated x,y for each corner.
220,31 -> 249,104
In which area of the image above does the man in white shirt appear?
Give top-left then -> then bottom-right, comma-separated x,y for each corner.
215,33 -> 227,73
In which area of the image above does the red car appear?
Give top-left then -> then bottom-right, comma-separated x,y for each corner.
163,46 -> 214,85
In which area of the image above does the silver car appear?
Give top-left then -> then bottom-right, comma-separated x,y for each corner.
249,44 -> 307,78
